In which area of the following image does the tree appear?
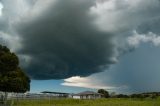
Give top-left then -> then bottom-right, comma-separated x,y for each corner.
0,45 -> 30,104
98,89 -> 109,98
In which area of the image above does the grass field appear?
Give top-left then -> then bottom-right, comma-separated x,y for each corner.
11,98 -> 160,106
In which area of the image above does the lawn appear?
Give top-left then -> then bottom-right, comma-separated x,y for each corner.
12,98 -> 160,106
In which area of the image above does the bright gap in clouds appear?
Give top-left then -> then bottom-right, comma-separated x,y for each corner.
0,2 -> 3,16
61,76 -> 116,90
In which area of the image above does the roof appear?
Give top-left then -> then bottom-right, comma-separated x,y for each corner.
74,91 -> 102,96
41,91 -> 69,95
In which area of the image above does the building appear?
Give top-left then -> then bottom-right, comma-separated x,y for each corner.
0,91 -> 70,100
72,91 -> 103,99
41,91 -> 69,98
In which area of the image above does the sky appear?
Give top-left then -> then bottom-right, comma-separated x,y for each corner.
0,0 -> 160,94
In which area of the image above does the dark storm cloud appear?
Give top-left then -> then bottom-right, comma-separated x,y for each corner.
15,0 -> 115,79
1,0 -> 160,94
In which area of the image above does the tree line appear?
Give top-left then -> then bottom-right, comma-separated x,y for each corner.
97,89 -> 160,99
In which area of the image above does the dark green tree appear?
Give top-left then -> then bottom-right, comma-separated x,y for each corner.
0,45 -> 30,104
98,89 -> 109,98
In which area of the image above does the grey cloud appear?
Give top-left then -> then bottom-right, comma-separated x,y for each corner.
137,18 -> 160,34
14,0 -> 116,79
91,0 -> 160,33
1,0 -> 160,84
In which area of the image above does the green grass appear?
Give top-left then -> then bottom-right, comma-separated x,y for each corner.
12,98 -> 160,106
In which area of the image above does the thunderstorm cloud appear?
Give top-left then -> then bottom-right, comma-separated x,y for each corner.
0,0 -> 160,92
